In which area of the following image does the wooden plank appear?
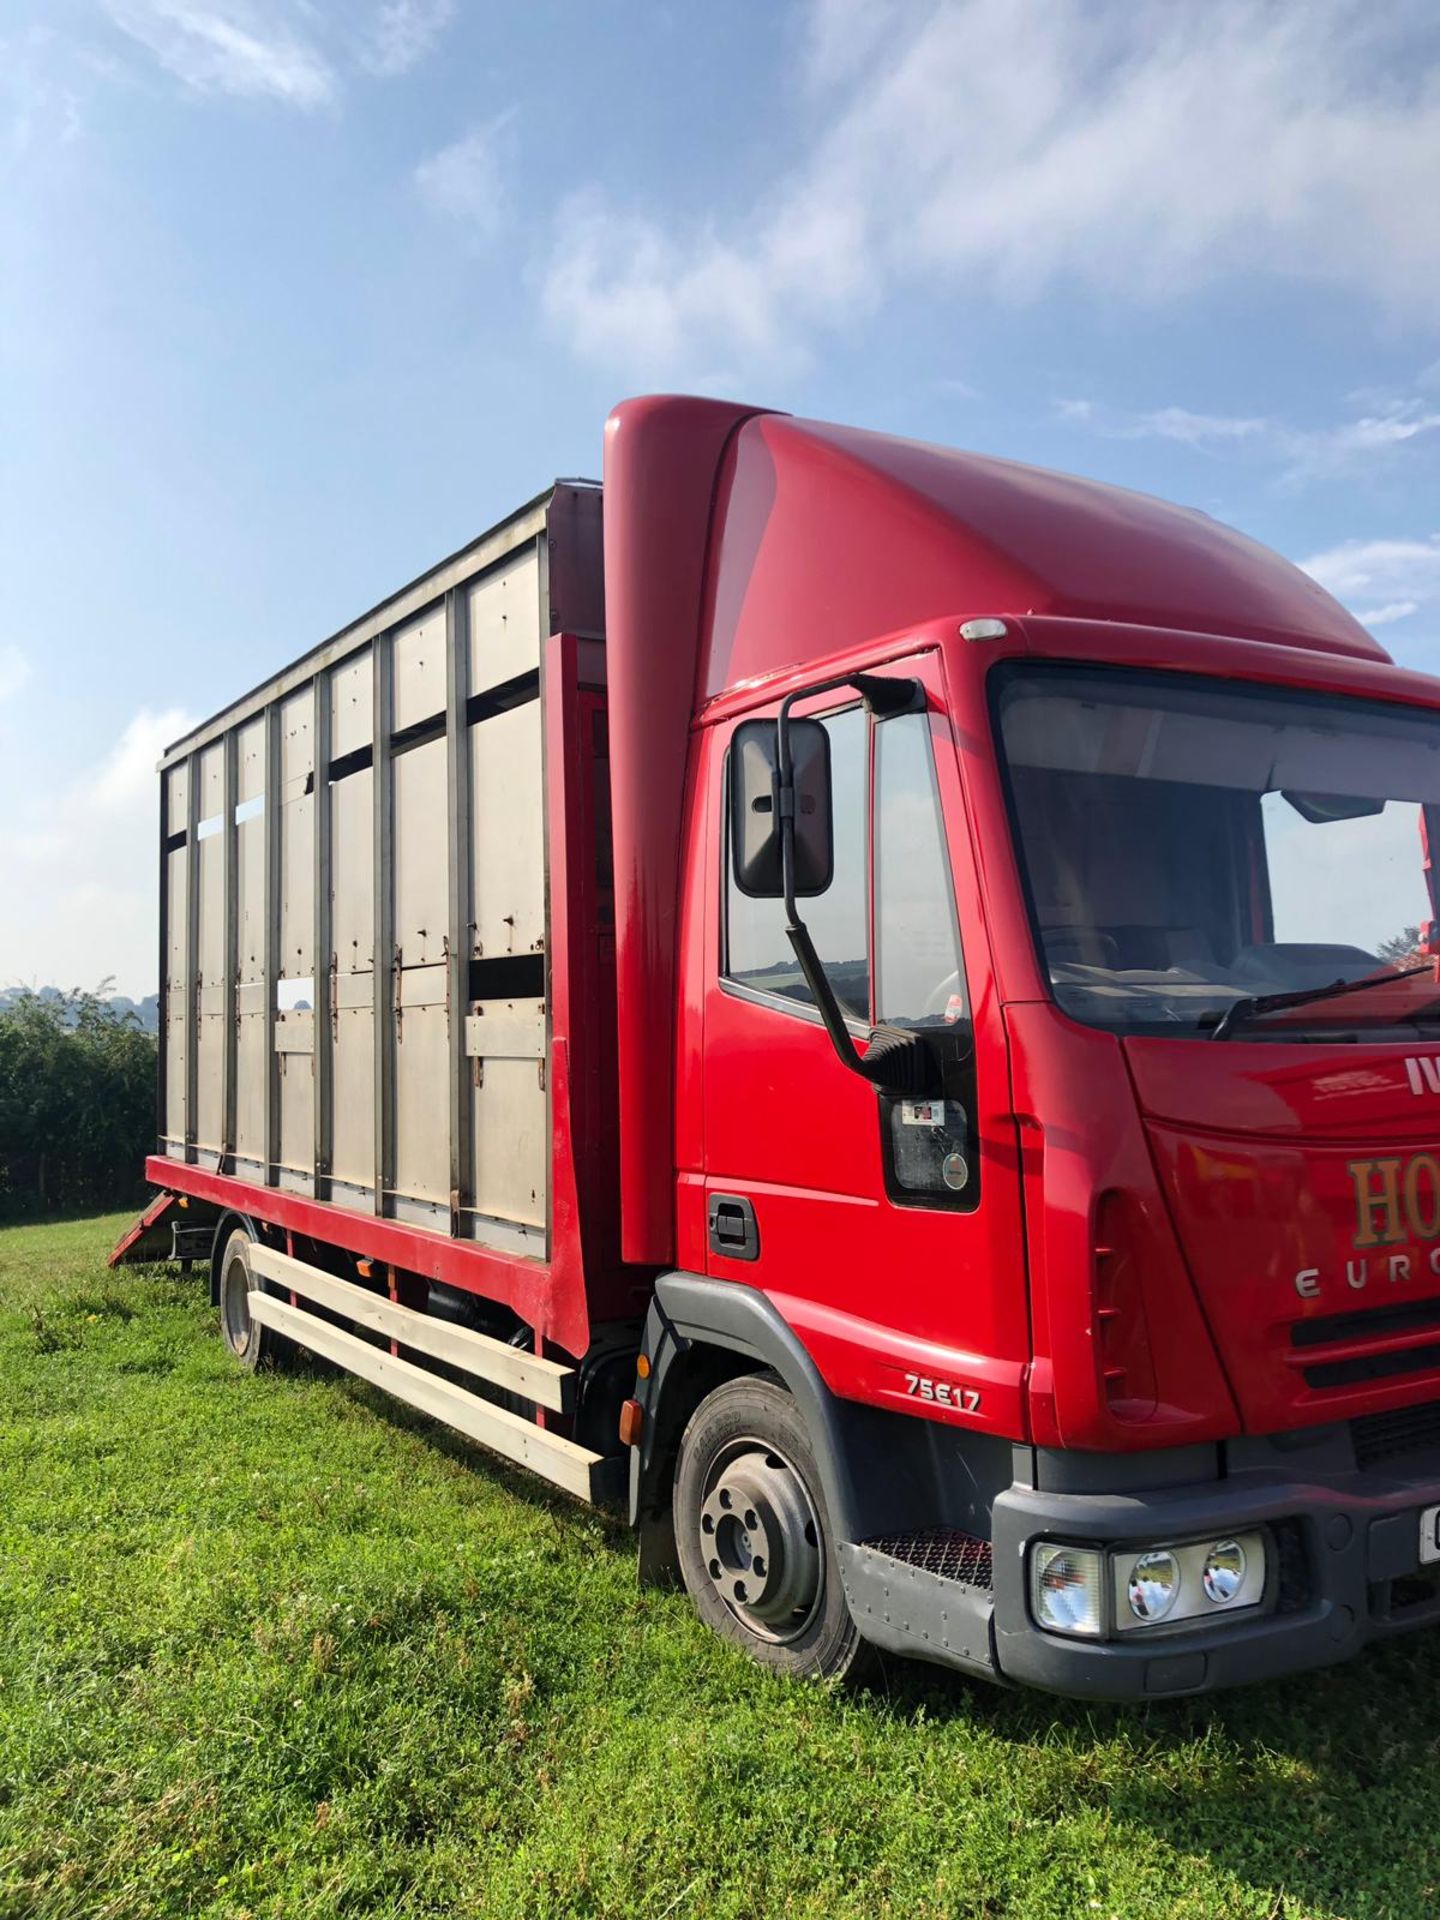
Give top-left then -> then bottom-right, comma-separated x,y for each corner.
247,1291 -> 601,1500
249,1243 -> 573,1411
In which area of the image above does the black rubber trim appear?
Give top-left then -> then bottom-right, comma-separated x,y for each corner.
631,1271 -> 866,1545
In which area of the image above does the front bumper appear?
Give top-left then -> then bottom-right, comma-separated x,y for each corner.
847,1462 -> 1440,1699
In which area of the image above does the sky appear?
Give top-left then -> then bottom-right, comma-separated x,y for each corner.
2,0 -> 1440,996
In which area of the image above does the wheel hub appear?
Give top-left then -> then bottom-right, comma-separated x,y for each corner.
698,1443 -> 822,1642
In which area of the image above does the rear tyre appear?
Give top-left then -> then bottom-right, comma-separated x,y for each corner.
218,1228 -> 293,1372
673,1374 -> 874,1682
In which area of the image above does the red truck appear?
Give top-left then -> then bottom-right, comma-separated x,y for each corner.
116,394 -> 1440,1698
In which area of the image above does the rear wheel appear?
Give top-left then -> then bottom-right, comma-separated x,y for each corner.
218,1228 -> 292,1371
674,1374 -> 873,1681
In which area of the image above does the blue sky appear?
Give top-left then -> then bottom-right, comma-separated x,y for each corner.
2,0 -> 1439,994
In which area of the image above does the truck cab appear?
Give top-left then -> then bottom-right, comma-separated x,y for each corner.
616,398 -> 1440,1696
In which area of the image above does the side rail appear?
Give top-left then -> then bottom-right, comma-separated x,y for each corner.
247,1246 -> 609,1503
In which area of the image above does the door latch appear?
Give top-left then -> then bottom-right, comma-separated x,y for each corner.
707,1193 -> 760,1262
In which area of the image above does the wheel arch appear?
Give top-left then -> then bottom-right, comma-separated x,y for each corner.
631,1272 -> 872,1585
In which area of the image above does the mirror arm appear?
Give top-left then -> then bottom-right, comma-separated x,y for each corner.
776,685 -> 881,1085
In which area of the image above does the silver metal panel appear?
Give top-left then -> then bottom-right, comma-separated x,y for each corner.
330,649 -> 372,759
247,1291 -> 603,1500
393,738 -> 448,966
471,1050 -> 547,1231
467,544 -> 542,694
195,1016 -> 225,1150
199,743 -> 224,826
331,767 -> 374,971
469,700 -> 544,958
278,696 -> 315,978
237,717 -> 265,804
275,1011 -> 315,1055
166,762 -> 189,836
331,1004 -> 374,1189
313,673 -> 333,1198
392,601 -> 447,733
393,979 -> 449,1207
445,585 -> 473,1256
276,1044 -> 314,1179
464,1004 -> 545,1059
235,1013 -> 266,1163
372,633 -> 395,1216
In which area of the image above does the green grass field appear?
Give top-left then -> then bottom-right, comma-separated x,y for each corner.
2,1215 -> 1439,1919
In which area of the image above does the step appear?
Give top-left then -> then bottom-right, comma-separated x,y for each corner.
247,1290 -> 606,1503
249,1244 -> 573,1412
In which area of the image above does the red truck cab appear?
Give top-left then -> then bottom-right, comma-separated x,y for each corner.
613,398 -> 1440,1696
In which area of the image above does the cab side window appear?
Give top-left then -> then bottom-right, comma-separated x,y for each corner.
724,704 -> 869,1019
874,711 -> 966,1025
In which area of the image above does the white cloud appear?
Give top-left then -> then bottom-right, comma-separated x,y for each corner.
1299,534 -> 1440,636
358,0 -> 455,77
1059,393 -> 1440,483
1357,600 -> 1421,627
542,0 -> 1440,381
0,707 -> 193,996
102,1 -> 336,108
0,646 -> 31,704
414,115 -> 515,235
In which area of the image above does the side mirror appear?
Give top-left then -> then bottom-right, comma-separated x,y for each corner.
730,718 -> 833,898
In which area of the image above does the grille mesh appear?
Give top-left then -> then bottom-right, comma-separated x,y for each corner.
861,1529 -> 993,1590
1353,1400 -> 1440,1470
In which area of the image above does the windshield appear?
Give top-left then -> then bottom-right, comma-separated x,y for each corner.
994,664 -> 1440,1038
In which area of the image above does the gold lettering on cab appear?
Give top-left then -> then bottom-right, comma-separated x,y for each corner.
1349,1155 -> 1440,1248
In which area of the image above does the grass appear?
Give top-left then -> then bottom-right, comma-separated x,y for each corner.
1,1218 -> 1439,1919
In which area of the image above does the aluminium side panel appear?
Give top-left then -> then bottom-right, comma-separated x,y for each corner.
157,485 -> 603,1315
234,718 -> 268,1175
194,744 -> 226,1165
275,689 -> 315,1190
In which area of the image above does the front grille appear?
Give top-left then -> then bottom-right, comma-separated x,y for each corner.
861,1529 -> 993,1590
1272,1518 -> 1311,1614
1353,1400 -> 1440,1471
1292,1297 -> 1440,1390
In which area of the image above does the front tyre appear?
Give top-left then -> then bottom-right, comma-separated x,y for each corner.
673,1374 -> 873,1681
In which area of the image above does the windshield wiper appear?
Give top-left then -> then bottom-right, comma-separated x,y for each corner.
1209,960 -> 1433,1040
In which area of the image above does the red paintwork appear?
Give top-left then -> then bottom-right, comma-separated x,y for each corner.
603,396 -> 769,1264
147,394 -> 1440,1467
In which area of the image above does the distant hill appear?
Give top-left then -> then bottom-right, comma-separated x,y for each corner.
0,985 -> 159,1034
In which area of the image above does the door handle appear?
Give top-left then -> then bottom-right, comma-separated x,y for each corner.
708,1194 -> 760,1262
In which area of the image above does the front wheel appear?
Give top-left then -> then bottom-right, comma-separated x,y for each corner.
673,1374 -> 873,1681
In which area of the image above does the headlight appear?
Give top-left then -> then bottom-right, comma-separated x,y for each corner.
1113,1531 -> 1266,1633
1126,1549 -> 1180,1622
1030,1543 -> 1103,1637
1202,1539 -> 1247,1604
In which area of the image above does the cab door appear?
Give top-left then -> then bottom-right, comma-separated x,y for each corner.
698,649 -> 1029,1439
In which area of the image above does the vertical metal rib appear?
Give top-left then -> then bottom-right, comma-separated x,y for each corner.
373,633 -> 395,1217
156,771 -> 171,1156
263,702 -> 281,1186
221,728 -> 239,1173
445,584 -> 473,1238
183,749 -> 201,1163
313,669 -> 333,1200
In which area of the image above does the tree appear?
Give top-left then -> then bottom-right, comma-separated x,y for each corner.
0,988 -> 156,1217
1377,926 -> 1426,964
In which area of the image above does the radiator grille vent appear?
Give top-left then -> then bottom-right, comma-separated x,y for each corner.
1292,1297 -> 1440,1391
